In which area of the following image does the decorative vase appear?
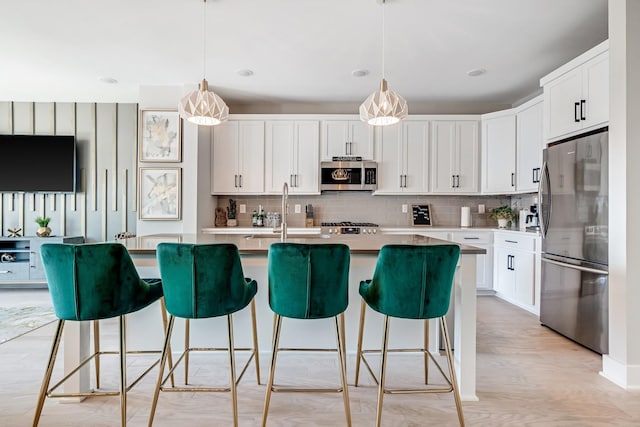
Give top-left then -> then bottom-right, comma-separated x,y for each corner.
497,219 -> 509,229
227,219 -> 237,227
36,226 -> 52,237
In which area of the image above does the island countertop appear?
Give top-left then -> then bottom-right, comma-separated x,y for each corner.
119,232 -> 487,255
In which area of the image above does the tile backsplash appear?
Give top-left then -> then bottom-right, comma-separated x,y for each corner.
212,192 -> 523,229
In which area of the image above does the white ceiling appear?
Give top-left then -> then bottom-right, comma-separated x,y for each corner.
0,0 -> 608,112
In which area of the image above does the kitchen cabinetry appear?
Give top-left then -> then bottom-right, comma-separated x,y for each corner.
321,120 -> 374,160
430,121 -> 479,193
493,231 -> 540,314
265,120 -> 320,194
482,112 -> 516,194
0,236 -> 84,285
449,230 -> 493,291
516,97 -> 544,193
541,40 -> 609,142
211,121 -> 265,194
375,121 -> 429,194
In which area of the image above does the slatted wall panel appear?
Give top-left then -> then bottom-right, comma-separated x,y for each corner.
0,101 -> 138,242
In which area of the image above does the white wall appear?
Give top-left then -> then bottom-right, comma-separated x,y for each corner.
602,0 -> 640,389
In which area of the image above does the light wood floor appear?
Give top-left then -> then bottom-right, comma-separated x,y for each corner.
1,294 -> 639,426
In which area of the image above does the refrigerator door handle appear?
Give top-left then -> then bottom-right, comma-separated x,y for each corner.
538,161 -> 551,239
542,258 -> 608,275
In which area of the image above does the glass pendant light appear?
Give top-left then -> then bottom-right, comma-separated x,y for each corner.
359,0 -> 408,126
179,0 -> 229,126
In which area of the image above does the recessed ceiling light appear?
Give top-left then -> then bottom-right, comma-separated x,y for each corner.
352,69 -> 370,77
236,69 -> 254,77
467,68 -> 487,77
98,76 -> 118,84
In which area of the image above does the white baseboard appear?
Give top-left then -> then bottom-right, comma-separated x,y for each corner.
601,355 -> 640,390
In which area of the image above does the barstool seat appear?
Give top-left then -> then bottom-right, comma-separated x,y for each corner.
262,242 -> 351,426
33,243 -> 165,427
355,244 -> 465,426
149,243 -> 260,427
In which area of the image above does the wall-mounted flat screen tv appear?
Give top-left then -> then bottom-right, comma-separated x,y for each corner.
0,135 -> 76,193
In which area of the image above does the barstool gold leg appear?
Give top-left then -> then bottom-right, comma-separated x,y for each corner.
250,299 -> 261,384
336,315 -> 352,426
119,315 -> 127,427
227,314 -> 239,427
159,298 -> 175,388
376,315 -> 390,427
354,300 -> 366,386
441,317 -> 465,426
94,320 -> 100,389
424,319 -> 429,384
33,319 -> 65,427
148,315 -> 175,427
262,314 -> 282,427
184,318 -> 190,385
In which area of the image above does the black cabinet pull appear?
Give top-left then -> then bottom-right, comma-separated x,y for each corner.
239,175 -> 243,188
511,172 -> 515,187
456,175 -> 460,188
452,175 -> 455,188
574,102 -> 580,122
234,174 -> 238,188
580,99 -> 586,121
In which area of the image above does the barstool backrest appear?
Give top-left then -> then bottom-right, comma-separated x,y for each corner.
268,243 -> 350,319
40,243 -> 162,321
156,243 -> 257,318
364,244 -> 460,319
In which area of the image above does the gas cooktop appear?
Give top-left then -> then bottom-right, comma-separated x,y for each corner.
321,222 -> 379,235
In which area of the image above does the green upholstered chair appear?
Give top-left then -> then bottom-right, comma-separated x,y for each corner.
33,243 -> 165,427
262,243 -> 351,426
149,243 -> 259,427
355,244 -> 464,427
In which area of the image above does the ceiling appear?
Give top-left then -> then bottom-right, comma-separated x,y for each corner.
0,0 -> 608,113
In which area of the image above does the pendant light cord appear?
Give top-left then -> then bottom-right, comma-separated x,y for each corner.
382,0 -> 385,80
202,0 -> 207,80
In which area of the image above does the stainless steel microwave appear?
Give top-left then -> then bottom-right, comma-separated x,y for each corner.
320,160 -> 377,191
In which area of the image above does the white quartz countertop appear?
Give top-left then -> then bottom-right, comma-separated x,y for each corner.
121,233 -> 487,256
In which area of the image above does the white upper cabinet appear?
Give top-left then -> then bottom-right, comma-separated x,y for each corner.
541,40 -> 609,142
375,121 -> 429,194
431,121 -> 479,193
265,120 -> 320,194
321,120 -> 374,160
516,98 -> 544,193
211,121 -> 265,194
482,113 -> 516,194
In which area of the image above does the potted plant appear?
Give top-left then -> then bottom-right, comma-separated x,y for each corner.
490,205 -> 514,229
35,216 -> 52,237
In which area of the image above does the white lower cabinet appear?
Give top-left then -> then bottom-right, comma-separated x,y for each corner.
493,231 -> 540,314
449,230 -> 493,291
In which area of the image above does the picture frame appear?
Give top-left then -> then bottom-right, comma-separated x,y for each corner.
139,109 -> 182,162
138,167 -> 182,220
412,204 -> 432,226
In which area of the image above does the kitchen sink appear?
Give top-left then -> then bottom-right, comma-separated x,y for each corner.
244,233 -> 331,240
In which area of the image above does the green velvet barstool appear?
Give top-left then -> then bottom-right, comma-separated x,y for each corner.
149,243 -> 260,427
33,243 -> 165,427
262,243 -> 351,427
355,244 -> 464,427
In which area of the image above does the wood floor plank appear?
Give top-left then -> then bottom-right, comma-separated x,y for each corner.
1,295 -> 639,426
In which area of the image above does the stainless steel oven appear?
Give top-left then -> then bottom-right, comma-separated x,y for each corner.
320,159 -> 377,191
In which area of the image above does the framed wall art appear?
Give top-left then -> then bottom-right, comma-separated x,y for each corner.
139,109 -> 182,162
138,167 -> 182,220
412,204 -> 432,226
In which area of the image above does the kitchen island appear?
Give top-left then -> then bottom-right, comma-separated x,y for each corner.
65,232 -> 484,401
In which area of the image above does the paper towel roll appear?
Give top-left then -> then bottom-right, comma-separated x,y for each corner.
461,206 -> 471,227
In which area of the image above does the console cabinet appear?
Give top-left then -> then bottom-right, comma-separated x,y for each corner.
0,236 -> 84,285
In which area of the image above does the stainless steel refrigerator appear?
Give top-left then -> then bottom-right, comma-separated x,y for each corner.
539,127 -> 608,354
